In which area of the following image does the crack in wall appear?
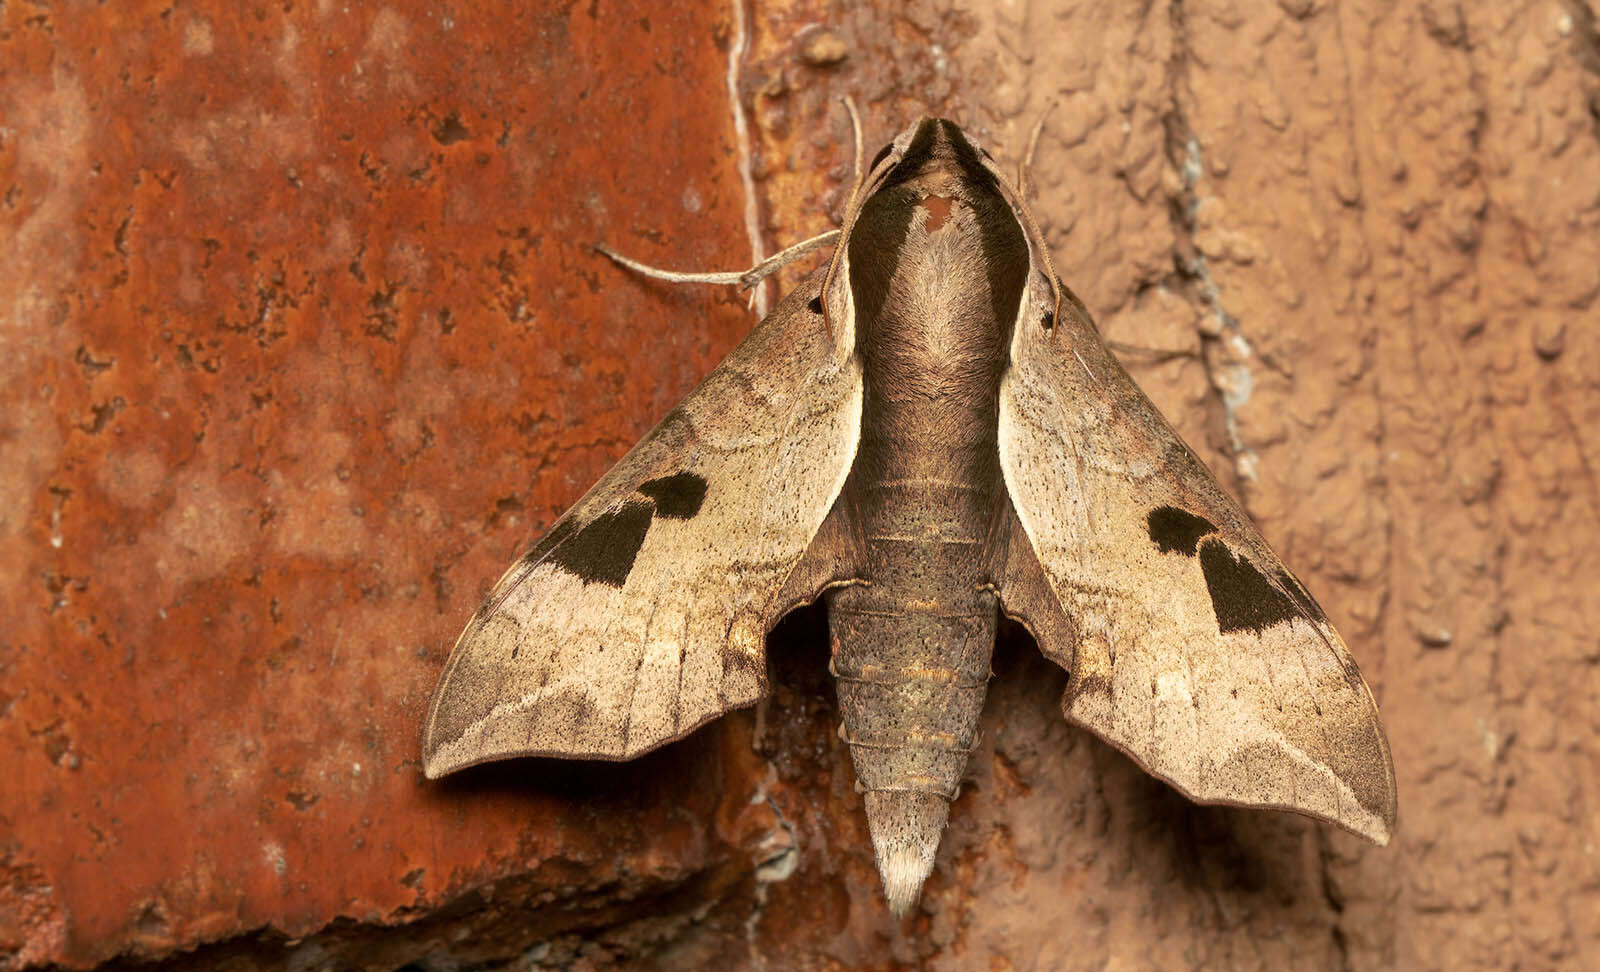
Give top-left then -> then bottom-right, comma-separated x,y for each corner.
1558,0 -> 1600,141
742,769 -> 799,969
1164,0 -> 1261,484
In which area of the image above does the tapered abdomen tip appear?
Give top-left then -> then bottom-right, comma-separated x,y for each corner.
864,790 -> 950,916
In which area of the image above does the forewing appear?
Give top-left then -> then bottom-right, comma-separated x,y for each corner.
424,273 -> 861,775
997,281 -> 1396,843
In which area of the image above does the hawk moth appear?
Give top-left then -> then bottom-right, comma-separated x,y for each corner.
422,116 -> 1397,915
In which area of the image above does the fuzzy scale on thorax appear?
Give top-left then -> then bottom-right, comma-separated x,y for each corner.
826,152 -> 1029,803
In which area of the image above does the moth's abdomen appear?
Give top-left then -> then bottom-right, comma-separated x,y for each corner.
827,479 -> 999,914
830,589 -> 995,796
830,481 -> 996,794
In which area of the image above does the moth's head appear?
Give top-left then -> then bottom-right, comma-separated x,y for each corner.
856,117 -> 1006,200
820,118 -> 1064,346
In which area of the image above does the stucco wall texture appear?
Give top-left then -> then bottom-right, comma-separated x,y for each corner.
3,1 -> 1598,969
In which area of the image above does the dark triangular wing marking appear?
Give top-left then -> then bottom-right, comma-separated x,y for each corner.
996,271 -> 1396,843
424,272 -> 862,773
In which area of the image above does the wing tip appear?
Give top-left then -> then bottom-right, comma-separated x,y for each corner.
1066,703 -> 1400,847
420,738 -> 449,780
419,722 -> 463,780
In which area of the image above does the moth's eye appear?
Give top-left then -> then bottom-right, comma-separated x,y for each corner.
1041,310 -> 1055,330
807,296 -> 824,314
869,143 -> 894,171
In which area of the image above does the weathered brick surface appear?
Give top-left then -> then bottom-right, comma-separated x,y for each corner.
1,3 -> 763,968
4,1 -> 1599,969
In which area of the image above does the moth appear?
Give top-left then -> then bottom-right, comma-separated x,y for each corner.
422,116 -> 1397,916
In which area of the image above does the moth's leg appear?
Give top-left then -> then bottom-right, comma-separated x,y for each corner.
1017,96 -> 1059,201
1105,340 -> 1202,363
1008,102 -> 1067,342
599,97 -> 856,306
840,94 -> 864,187
595,230 -> 841,292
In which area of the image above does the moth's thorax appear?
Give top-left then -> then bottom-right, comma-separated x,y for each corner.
845,146 -> 1030,492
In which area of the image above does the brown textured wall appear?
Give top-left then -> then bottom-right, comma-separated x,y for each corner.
3,1 -> 1598,970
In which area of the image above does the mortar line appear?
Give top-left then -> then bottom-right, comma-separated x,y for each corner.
725,0 -> 769,318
